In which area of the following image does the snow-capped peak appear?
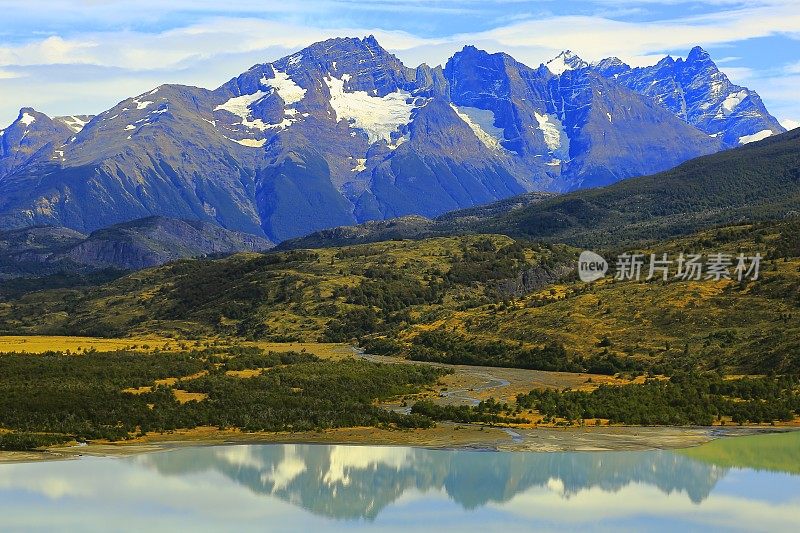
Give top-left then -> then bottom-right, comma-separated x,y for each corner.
546,50 -> 588,75
19,110 -> 36,126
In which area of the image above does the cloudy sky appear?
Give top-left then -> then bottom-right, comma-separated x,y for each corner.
0,0 -> 798,128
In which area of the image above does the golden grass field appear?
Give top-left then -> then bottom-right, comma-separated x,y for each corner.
0,335 -> 350,359
0,335 -> 175,353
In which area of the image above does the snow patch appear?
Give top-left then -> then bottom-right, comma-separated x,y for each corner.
135,100 -> 153,110
450,104 -> 504,150
709,79 -> 726,99
387,134 -> 408,150
260,445 -> 306,493
287,54 -> 302,67
60,115 -> 89,133
226,137 -> 266,148
215,90 -> 270,130
124,124 -> 136,131
352,158 -> 367,172
261,69 -> 306,106
214,69 -> 305,132
721,90 -> 748,114
20,112 -> 35,126
323,446 -> 412,487
325,75 -> 422,144
546,477 -> 565,494
534,111 -> 567,152
738,129 -> 772,145
606,112 -> 612,123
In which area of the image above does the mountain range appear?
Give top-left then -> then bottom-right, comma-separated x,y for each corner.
0,36 -> 785,243
0,215 -> 272,279
282,127 -> 800,249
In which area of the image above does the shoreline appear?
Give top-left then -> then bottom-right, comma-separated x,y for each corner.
2,424 -> 794,465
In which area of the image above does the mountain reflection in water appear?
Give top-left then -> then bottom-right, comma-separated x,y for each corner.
0,432 -> 798,531
136,443 -> 722,519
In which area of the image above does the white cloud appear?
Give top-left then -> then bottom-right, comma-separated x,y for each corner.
780,118 -> 799,130
0,36 -> 98,66
720,66 -> 755,84
0,3 -> 798,125
785,60 -> 800,74
459,5 -> 800,65
0,69 -> 22,79
0,19 -> 432,72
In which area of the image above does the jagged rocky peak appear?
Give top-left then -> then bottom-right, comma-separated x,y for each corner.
0,36 -> 788,244
272,35 -> 415,94
545,50 -> 589,74
590,45 -> 785,146
6,107 -> 50,129
686,45 -> 712,63
447,45 -> 521,70
444,45 -> 521,98
4,107 -> 87,134
654,55 -> 677,69
592,57 -> 630,77
1,107 -> 71,151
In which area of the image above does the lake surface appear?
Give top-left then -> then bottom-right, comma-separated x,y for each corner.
1,432 -> 799,532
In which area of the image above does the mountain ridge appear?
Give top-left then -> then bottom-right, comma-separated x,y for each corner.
0,38 -> 784,242
0,215 -> 273,278
280,127 -> 800,250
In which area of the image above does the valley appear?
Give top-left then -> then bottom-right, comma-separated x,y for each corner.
1,214 -> 799,456
0,40 -> 797,463
2,4 -> 799,530
0,337 -> 781,462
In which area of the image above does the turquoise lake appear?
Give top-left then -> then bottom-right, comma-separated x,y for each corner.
1,432 -> 799,532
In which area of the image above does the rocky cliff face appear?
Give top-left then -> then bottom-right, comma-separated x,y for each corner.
0,38 -> 783,242
593,46 -> 784,147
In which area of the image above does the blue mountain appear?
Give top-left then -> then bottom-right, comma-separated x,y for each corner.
0,38 -> 785,242
592,46 -> 784,147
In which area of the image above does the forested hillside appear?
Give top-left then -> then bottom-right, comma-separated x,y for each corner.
2,218 -> 799,376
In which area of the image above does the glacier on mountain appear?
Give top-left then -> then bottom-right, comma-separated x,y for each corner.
534,111 -> 566,153
325,74 -> 422,144
261,69 -> 306,106
214,90 -> 270,131
450,104 -> 504,150
0,37 -> 787,243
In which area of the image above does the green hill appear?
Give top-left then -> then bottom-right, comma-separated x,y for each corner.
2,218 -> 798,375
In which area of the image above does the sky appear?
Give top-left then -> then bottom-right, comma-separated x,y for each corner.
0,0 -> 798,128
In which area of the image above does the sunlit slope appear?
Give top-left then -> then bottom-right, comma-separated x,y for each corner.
0,220 -> 798,374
